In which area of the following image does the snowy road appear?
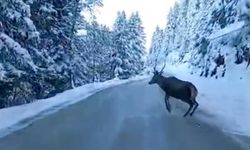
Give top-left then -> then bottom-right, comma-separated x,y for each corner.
0,80 -> 248,150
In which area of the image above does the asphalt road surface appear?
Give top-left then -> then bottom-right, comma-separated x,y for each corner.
0,80 -> 249,150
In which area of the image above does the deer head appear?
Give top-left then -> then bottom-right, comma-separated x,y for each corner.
148,62 -> 166,84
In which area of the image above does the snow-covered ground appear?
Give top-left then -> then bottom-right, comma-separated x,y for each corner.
0,75 -> 148,138
158,62 -> 250,137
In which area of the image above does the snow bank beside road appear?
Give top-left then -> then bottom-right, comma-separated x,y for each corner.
0,75 -> 149,138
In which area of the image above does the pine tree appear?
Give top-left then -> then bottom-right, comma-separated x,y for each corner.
0,0 -> 104,108
127,12 -> 146,75
113,11 -> 131,78
0,0 -> 40,73
75,21 -> 116,83
113,11 -> 146,78
148,26 -> 164,66
0,0 -> 45,107
30,0 -> 103,87
148,0 -> 250,78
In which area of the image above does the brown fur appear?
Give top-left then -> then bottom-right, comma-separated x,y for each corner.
149,72 -> 199,117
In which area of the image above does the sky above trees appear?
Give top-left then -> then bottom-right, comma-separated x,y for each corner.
96,0 -> 176,50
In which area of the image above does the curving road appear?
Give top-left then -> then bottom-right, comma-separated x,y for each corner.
0,80 -> 248,150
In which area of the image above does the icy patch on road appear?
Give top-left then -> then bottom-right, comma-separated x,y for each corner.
0,75 -> 149,138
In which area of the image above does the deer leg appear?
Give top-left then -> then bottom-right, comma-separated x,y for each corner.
165,94 -> 171,113
190,100 -> 199,116
183,102 -> 193,117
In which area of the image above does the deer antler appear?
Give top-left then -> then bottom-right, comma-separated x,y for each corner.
153,58 -> 158,72
160,61 -> 166,74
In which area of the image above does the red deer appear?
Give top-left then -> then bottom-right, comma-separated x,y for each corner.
148,63 -> 199,117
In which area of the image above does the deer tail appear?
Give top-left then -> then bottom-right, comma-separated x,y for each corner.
190,85 -> 198,100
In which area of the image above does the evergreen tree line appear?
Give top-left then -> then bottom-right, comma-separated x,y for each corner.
148,0 -> 250,78
0,1 -> 146,108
